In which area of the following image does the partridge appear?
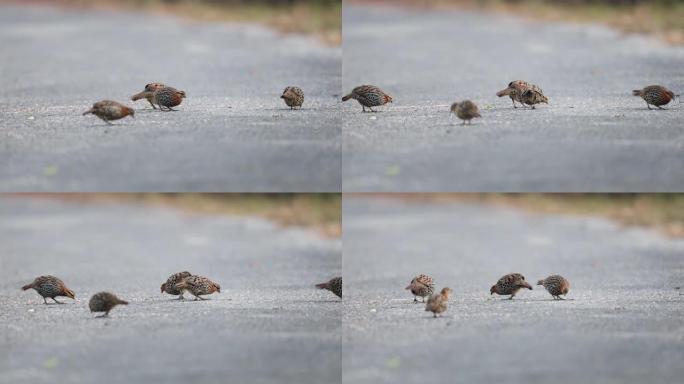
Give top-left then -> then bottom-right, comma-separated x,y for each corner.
405,274 -> 434,303
342,85 -> 393,112
82,100 -> 134,124
490,273 -> 532,300
21,275 -> 75,304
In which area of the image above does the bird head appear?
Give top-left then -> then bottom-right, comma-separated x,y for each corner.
64,288 -> 76,300
441,287 -> 453,298
145,82 -> 165,92
160,283 -> 167,293
177,90 -> 186,99
214,283 -> 221,293
126,107 -> 135,118
490,285 -> 498,295
384,94 -> 393,104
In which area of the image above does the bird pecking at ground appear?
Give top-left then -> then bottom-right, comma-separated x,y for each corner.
131,82 -> 166,109
161,271 -> 193,300
450,100 -> 481,125
315,276 -> 342,298
405,274 -> 434,303
342,85 -> 393,112
175,275 -> 220,300
537,275 -> 570,300
89,291 -> 128,318
490,273 -> 532,300
82,100 -> 135,125
21,275 -> 75,304
281,86 -> 304,109
633,85 -> 678,110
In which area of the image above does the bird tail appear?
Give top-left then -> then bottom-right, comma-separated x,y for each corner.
341,94 -> 353,102
21,283 -> 33,291
537,280 -> 544,286
131,91 -> 152,101
118,299 -> 129,305
496,88 -> 511,97
474,111 -> 482,118
632,90 -> 642,96
315,282 -> 330,290
82,108 -> 94,116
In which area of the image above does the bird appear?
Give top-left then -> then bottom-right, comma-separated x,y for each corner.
175,275 -> 220,300
425,287 -> 453,318
21,275 -> 75,304
135,86 -> 186,111
160,271 -> 193,300
82,100 -> 135,124
89,292 -> 128,318
315,277 -> 342,298
281,86 -> 304,109
520,85 -> 549,108
537,275 -> 570,300
342,85 -> 393,112
496,80 -> 530,109
405,274 -> 434,303
490,273 -> 532,300
131,82 -> 166,109
633,85 -> 678,110
450,100 -> 481,125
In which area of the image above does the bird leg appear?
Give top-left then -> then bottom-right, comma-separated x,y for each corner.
657,106 -> 666,110
148,100 -> 157,109
362,106 -> 367,112
104,120 -> 113,125
96,312 -> 109,318
433,313 -> 437,318
461,120 -> 466,125
43,297 -> 49,305
193,295 -> 207,301
52,298 -> 65,304
413,297 -> 418,303
508,295 -> 515,300
647,103 -> 652,110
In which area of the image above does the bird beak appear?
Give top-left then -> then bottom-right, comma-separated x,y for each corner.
405,285 -> 411,290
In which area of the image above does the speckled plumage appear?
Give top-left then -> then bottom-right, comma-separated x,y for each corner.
316,277 -> 342,298
633,85 -> 677,109
425,287 -> 453,318
21,275 -> 75,304
520,85 -> 548,108
82,100 -> 135,124
176,275 -> 220,300
131,82 -> 166,109
497,80 -> 547,109
342,85 -> 393,112
161,271 -> 193,299
405,274 -> 434,303
89,291 -> 128,317
450,100 -> 481,124
136,86 -> 186,111
281,86 -> 304,109
490,273 -> 532,299
537,275 -> 570,300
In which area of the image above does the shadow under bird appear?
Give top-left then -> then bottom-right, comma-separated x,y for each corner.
425,287 -> 453,318
490,273 -> 532,300
537,275 -> 570,300
135,86 -> 186,111
89,291 -> 128,318
315,276 -> 342,298
82,100 -> 135,125
175,275 -> 220,300
342,85 -> 393,112
131,82 -> 166,109
161,271 -> 193,300
405,274 -> 434,303
281,86 -> 304,109
632,85 -> 678,110
450,100 -> 481,125
21,275 -> 75,304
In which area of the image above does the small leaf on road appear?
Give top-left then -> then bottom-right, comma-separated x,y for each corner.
43,165 -> 58,176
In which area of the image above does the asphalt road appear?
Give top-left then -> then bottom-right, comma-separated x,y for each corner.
0,197 -> 341,384
342,5 -> 684,192
0,4 -> 341,192
342,196 -> 684,384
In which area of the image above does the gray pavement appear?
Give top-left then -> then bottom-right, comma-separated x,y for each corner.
342,5 -> 684,192
0,196 -> 341,384
0,4 -> 341,192
343,196 -> 684,384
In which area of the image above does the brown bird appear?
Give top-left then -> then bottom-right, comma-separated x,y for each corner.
425,287 -> 453,318
633,85 -> 677,109
160,271 -> 193,300
405,274 -> 434,303
537,275 -> 570,300
175,275 -> 220,300
131,82 -> 166,109
82,100 -> 135,124
136,86 -> 186,111
450,100 -> 481,125
89,292 -> 128,318
315,276 -> 342,298
496,80 -> 530,109
342,85 -> 393,112
21,275 -> 75,304
520,85 -> 549,108
281,86 -> 304,109
490,273 -> 532,300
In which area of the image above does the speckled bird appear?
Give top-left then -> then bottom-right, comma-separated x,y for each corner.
450,100 -> 481,125
405,274 -> 434,303
520,85 -> 549,108
425,287 -> 453,318
496,80 -> 530,109
89,291 -> 128,318
161,271 -> 193,300
537,275 -> 570,300
21,275 -> 75,304
131,82 -> 166,109
176,275 -> 220,300
342,85 -> 393,112
82,100 -> 135,124
316,276 -> 342,298
281,86 -> 304,109
490,273 -> 532,300
633,85 -> 677,110
136,86 -> 186,111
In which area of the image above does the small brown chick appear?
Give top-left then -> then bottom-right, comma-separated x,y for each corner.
82,100 -> 135,125
131,82 -> 166,109
450,100 -> 481,125
405,274 -> 434,303
490,273 -> 532,300
316,277 -> 342,298
161,271 -> 193,300
342,85 -> 393,112
537,275 -> 570,300
89,292 -> 128,318
281,86 -> 304,109
175,275 -> 220,300
633,85 -> 677,110
425,287 -> 453,318
21,275 -> 75,304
